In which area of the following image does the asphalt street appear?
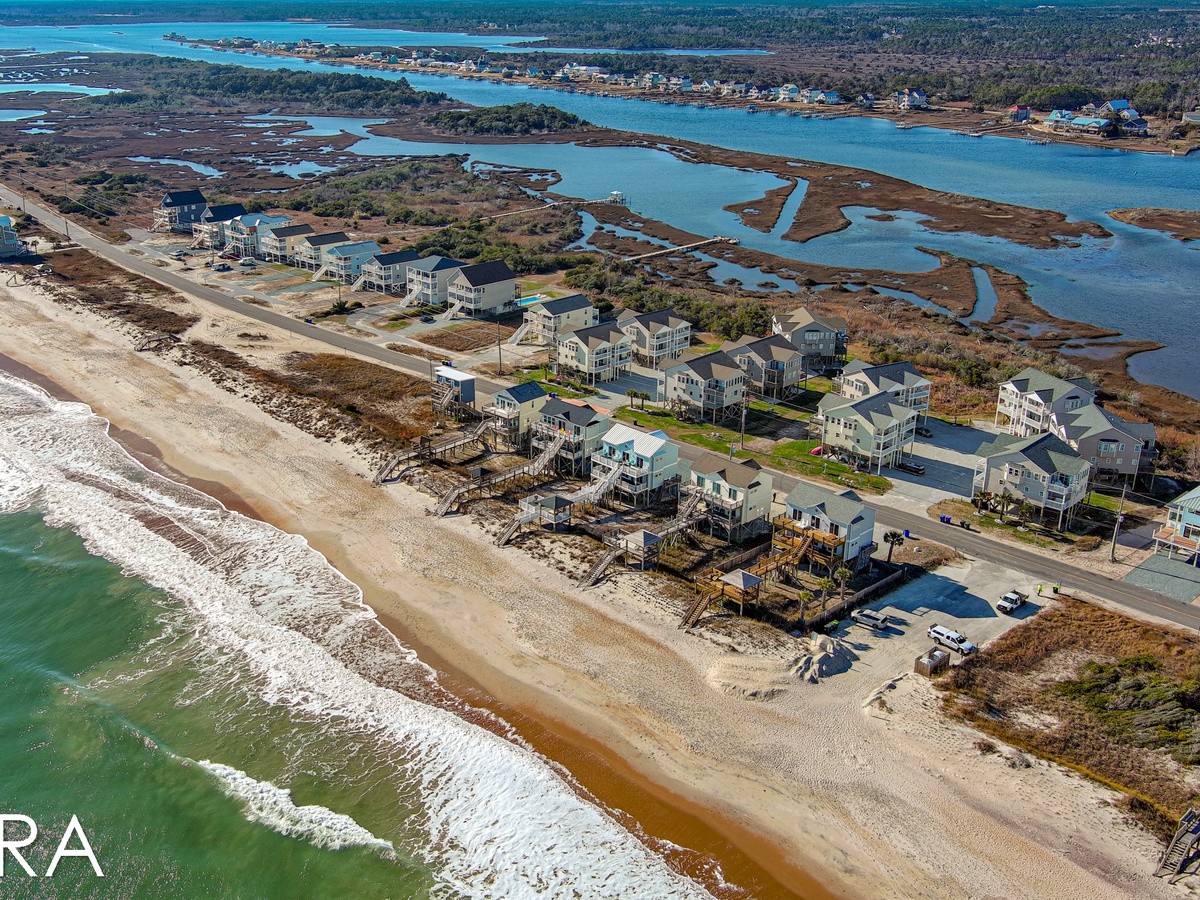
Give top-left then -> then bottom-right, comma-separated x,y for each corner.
7,183 -> 1197,631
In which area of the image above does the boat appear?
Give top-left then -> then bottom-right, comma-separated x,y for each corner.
895,122 -> 913,130
966,130 -> 983,138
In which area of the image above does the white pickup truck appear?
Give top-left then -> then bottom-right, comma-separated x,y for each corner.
997,590 -> 1028,615
927,624 -> 977,655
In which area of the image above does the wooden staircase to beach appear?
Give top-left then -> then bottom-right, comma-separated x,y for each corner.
1157,809 -> 1200,882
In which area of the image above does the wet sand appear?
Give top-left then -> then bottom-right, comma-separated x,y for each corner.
0,275 -> 1173,899
0,321 -> 831,900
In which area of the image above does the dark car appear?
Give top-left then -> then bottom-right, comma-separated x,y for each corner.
420,315 -> 436,324
896,460 -> 926,476
916,426 -> 934,438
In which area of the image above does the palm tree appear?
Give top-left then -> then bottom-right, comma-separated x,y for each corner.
883,529 -> 905,563
817,576 -> 837,605
797,588 -> 813,624
834,566 -> 853,602
971,490 -> 990,512
1016,500 -> 1036,526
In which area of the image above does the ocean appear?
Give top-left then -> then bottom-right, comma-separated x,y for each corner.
0,371 -> 715,898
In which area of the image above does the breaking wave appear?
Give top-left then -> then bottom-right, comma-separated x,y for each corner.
198,760 -> 396,854
0,373 -> 712,899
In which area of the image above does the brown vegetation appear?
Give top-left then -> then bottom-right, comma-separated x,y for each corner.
1109,208 -> 1200,243
418,320 -> 516,352
939,599 -> 1200,839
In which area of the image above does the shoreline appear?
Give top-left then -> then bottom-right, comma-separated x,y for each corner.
0,347 -> 831,898
188,39 -> 1198,157
0,274 -> 1173,899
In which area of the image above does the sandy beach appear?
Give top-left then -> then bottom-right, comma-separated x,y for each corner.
0,278 -> 1178,899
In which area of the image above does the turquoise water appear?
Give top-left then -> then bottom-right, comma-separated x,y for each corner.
0,373 -> 715,899
0,510 -> 431,898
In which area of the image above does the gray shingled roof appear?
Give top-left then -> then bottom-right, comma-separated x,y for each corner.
563,322 -> 626,349
1004,366 -> 1096,404
819,392 -> 913,430
619,307 -> 690,334
774,306 -> 846,333
455,260 -> 514,287
841,360 -> 928,390
408,255 -> 464,273
784,482 -> 866,526
162,189 -> 206,208
303,231 -> 351,247
496,381 -> 547,405
1059,404 -> 1156,446
676,350 -> 741,381
689,452 -> 768,490
372,249 -> 420,266
981,432 -> 1089,477
267,223 -> 315,238
541,397 -> 607,427
540,294 -> 592,316
202,202 -> 246,223
726,333 -> 799,364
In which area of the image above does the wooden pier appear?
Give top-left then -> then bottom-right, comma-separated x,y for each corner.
480,191 -> 629,222
623,236 -> 739,263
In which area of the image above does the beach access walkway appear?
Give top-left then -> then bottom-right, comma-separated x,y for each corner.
7,182 -> 1200,634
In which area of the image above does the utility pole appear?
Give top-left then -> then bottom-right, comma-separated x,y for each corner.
1109,483 -> 1128,562
496,320 -> 503,377
740,398 -> 747,449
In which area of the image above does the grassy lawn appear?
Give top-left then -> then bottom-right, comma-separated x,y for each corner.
1084,491 -> 1122,512
615,408 -> 891,493
927,499 -> 1082,550
533,380 -> 594,400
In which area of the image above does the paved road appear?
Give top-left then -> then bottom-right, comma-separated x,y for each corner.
8,184 -> 1197,631
0,185 -> 509,393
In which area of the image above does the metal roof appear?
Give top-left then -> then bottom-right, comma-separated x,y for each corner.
601,423 -> 671,458
1169,485 -> 1200,514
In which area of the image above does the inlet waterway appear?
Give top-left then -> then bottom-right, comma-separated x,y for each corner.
4,22 -> 1200,396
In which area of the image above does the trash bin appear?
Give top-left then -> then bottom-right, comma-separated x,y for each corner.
903,529 -> 910,538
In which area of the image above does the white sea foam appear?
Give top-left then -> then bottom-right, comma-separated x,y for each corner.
197,760 -> 395,854
0,373 -> 713,899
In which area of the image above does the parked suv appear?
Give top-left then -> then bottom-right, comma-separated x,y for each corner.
851,608 -> 891,632
927,624 -> 977,655
915,426 -> 934,438
896,460 -> 926,476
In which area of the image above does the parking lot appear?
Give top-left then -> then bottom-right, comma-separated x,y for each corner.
822,554 -> 1042,686
884,418 -> 1004,506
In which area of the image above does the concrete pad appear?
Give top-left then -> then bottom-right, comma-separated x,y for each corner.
1123,552 -> 1200,603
